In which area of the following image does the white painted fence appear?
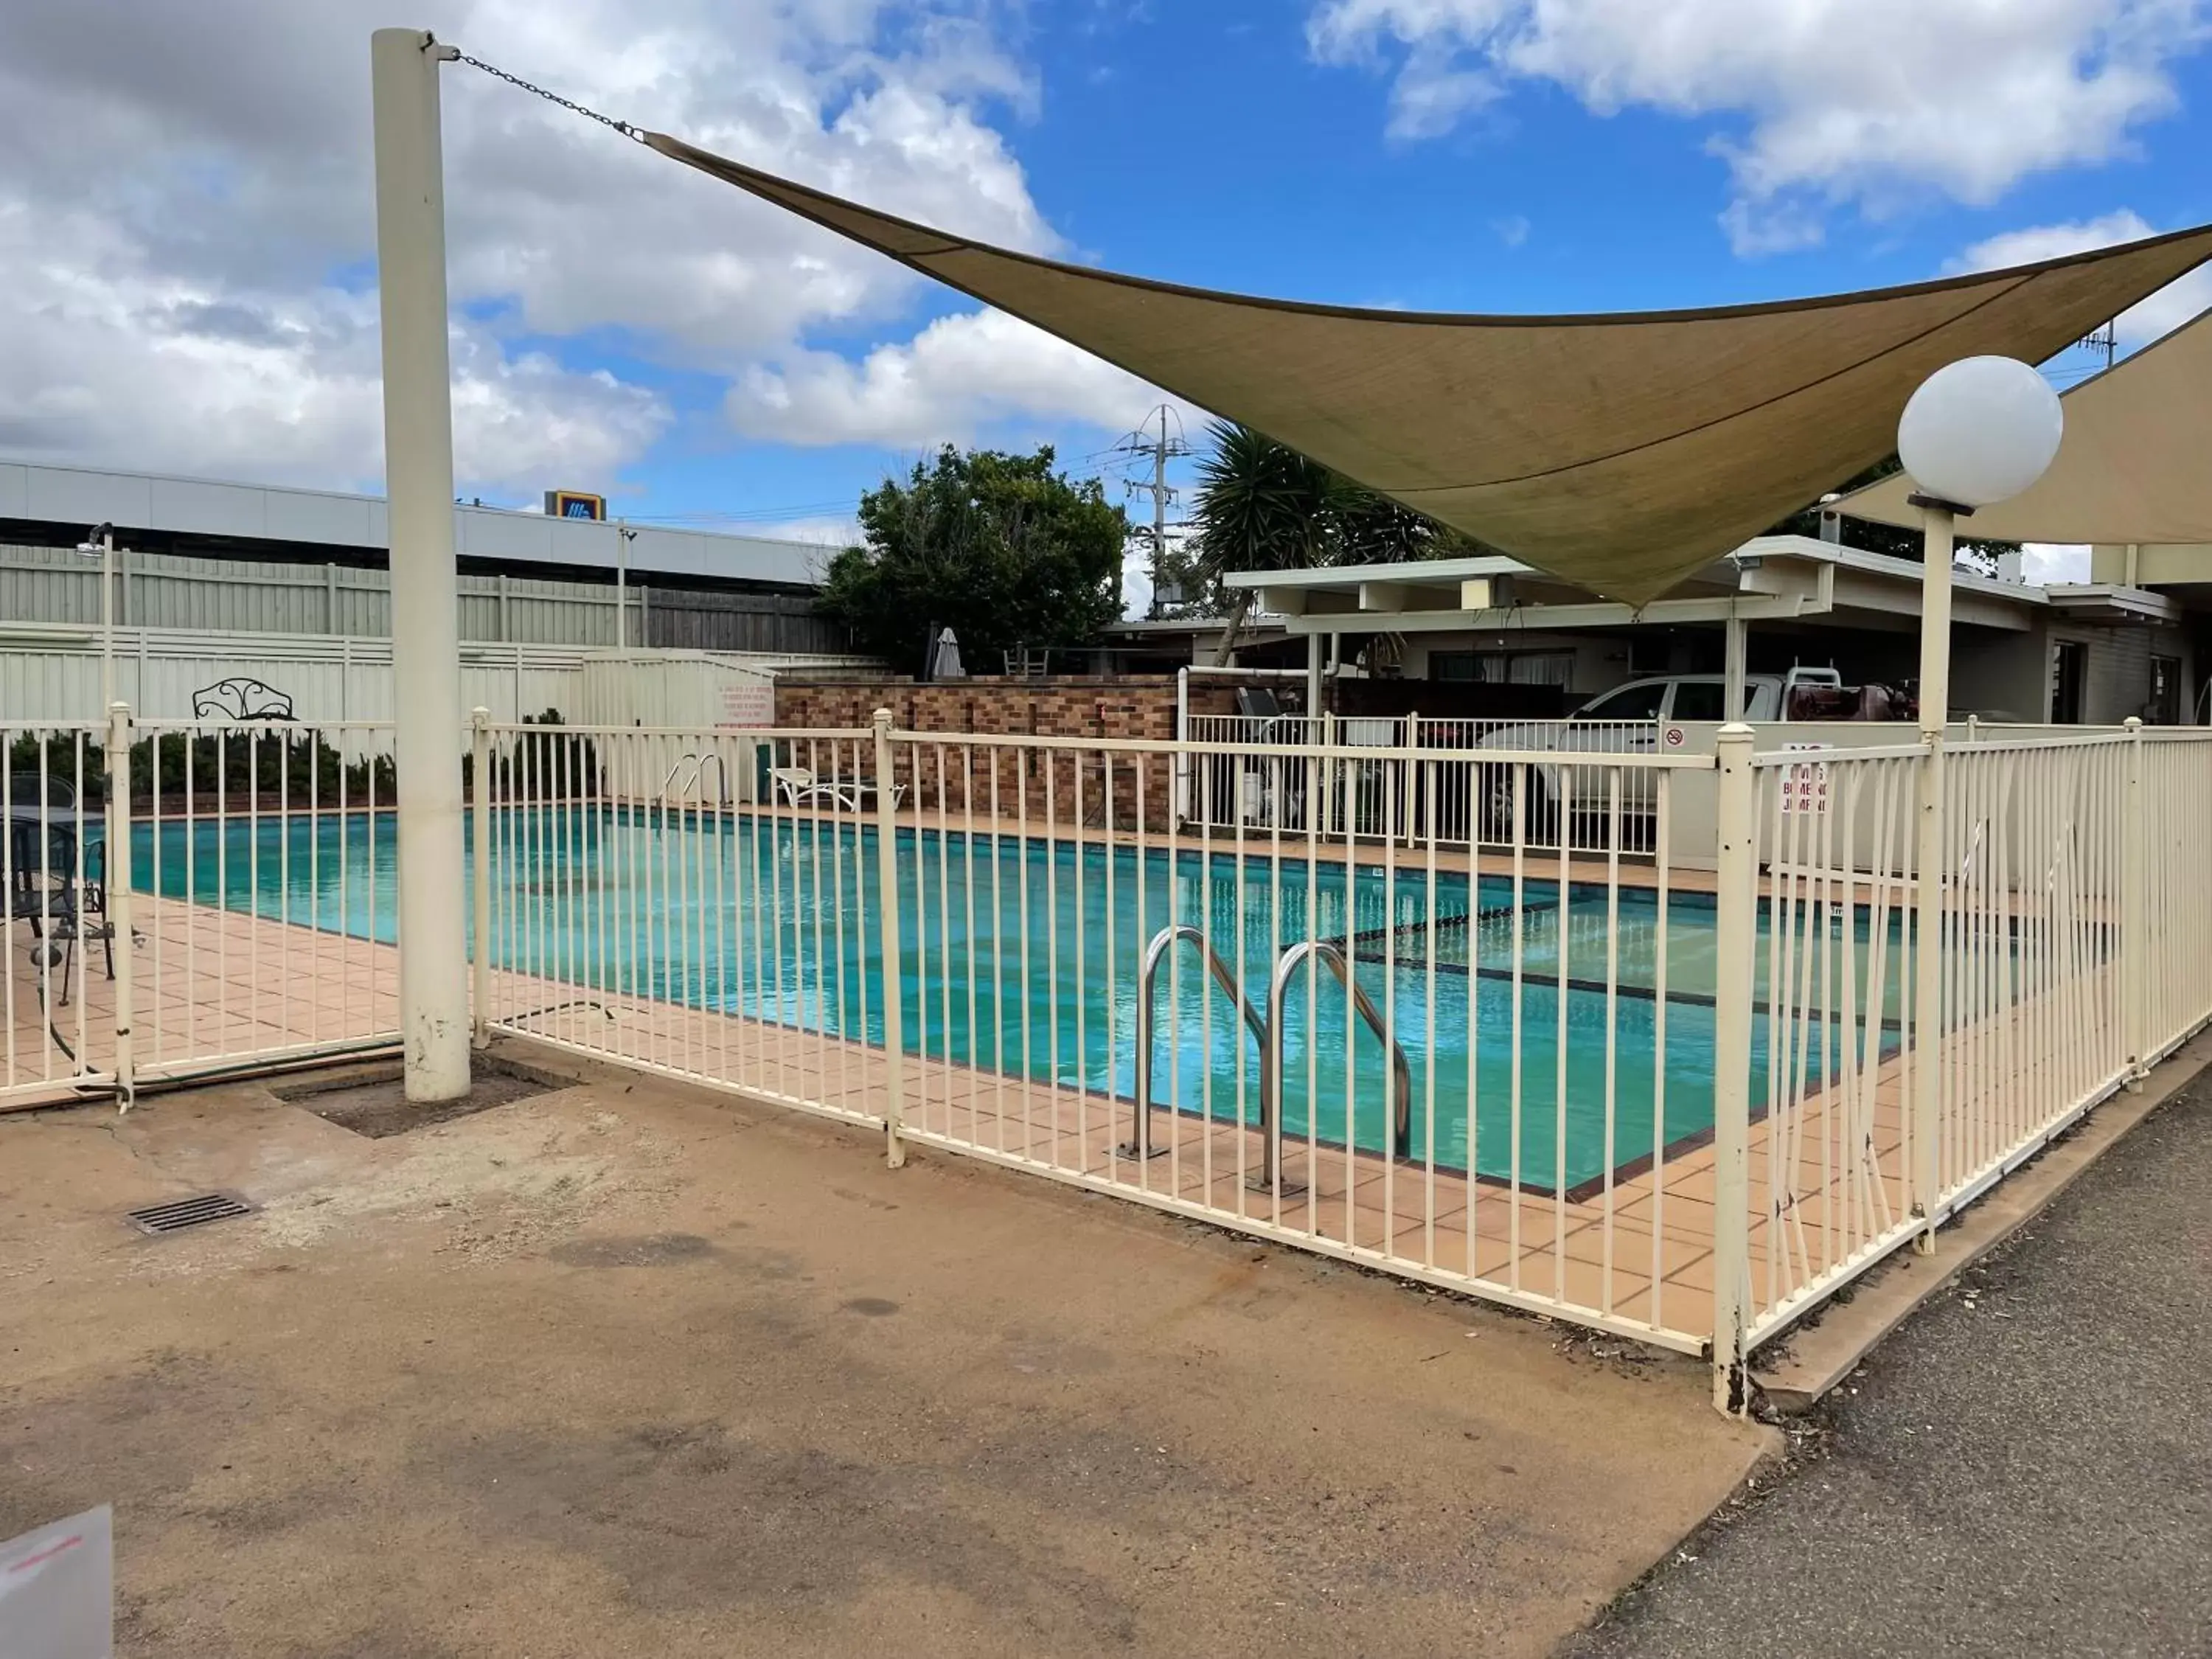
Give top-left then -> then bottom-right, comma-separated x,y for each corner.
13,700 -> 2208,1419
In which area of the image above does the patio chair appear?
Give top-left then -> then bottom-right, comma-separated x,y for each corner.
769,766 -> 905,814
6,773 -> 114,993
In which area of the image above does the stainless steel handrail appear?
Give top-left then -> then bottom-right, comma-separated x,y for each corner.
1259,941 -> 1414,1195
1119,924 -> 1267,1161
659,750 -> 728,807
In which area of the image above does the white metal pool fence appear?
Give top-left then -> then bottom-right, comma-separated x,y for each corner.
1180,711 -> 1663,851
4,714 -> 403,1112
7,705 -> 2210,1411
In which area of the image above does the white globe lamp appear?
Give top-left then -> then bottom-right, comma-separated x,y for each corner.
1899,355 -> 2063,509
1898,357 -> 2065,742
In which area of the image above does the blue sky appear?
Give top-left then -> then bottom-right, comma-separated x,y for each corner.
574,0 -> 2212,554
4,0 -> 2210,593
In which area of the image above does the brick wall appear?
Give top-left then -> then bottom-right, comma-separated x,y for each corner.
773,676 -> 1235,827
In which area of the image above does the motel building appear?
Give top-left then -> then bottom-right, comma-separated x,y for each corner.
1195,532 -> 2201,731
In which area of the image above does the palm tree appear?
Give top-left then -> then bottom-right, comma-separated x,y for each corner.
1186,422 -> 1480,664
1186,423 -> 1339,664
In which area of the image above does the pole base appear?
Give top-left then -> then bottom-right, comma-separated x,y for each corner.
1113,1140 -> 1170,1161
1243,1173 -> 1308,1199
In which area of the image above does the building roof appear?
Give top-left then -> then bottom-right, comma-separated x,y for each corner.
1220,535 -> 2172,633
0,457 -> 827,589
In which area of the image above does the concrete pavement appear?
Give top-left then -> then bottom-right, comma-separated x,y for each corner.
0,1043 -> 1767,1659
1565,1075 -> 2212,1659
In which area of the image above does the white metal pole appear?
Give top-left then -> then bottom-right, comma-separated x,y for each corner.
872,708 -> 906,1168
1173,665 -> 1189,824
100,528 -> 116,714
372,27 -> 470,1102
1709,722 -> 1756,1413
615,521 -> 628,650
1722,611 -> 1747,723
1910,501 -> 1955,1247
2121,715 -> 2146,1087
104,700 -> 136,1113
470,706 -> 493,1049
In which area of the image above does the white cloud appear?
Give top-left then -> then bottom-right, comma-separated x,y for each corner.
1492,213 -> 1531,248
0,0 -> 1121,493
1952,210 -> 2212,349
731,306 -> 1188,447
2023,542 -> 2093,584
0,202 -> 664,490
1309,0 -> 2212,251
1121,540 -> 1156,621
746,515 -> 863,548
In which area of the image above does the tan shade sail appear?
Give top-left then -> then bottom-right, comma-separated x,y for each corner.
1832,306 -> 2212,547
645,131 -> 2212,605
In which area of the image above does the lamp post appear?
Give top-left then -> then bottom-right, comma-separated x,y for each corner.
74,522 -> 116,712
1895,355 -> 2063,1248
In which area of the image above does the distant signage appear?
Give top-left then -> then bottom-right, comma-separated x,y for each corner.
543,490 -> 607,521
721,682 -> 775,729
1781,742 -> 1831,814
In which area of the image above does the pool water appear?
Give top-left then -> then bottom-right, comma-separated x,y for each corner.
130,807 -> 1912,1194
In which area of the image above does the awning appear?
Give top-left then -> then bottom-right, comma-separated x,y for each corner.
645,131 -> 2212,605
1831,306 -> 2212,546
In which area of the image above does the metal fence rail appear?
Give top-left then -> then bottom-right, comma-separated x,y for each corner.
479,717 -> 1717,1349
1730,726 -> 2177,1354
1180,712 -> 1663,852
20,700 -> 2212,1416
3,712 -> 403,1110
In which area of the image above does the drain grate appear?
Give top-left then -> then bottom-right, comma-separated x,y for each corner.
125,1192 -> 255,1237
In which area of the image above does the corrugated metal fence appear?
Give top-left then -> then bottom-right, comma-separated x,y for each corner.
0,541 -> 852,655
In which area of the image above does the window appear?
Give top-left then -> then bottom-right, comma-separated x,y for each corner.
2149,655 -> 2182,725
1667,682 -> 1727,721
2051,641 -> 2087,724
1507,653 -> 1575,686
1427,650 -> 1575,686
1573,681 -> 1669,722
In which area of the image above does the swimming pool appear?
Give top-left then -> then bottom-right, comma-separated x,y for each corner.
130,807 -> 1910,1194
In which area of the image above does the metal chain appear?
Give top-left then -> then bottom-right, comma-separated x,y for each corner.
450,49 -> 648,144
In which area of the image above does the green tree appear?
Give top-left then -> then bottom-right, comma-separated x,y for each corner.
1186,422 -> 1481,663
821,445 -> 1127,675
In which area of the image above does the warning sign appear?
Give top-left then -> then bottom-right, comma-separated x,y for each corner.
1781,742 -> 1831,814
720,681 -> 775,729
1663,725 -> 1686,749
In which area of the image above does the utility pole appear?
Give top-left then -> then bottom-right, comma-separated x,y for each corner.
1112,404 -> 1192,619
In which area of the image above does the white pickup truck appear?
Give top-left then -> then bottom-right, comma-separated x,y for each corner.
1470,669 -> 1848,834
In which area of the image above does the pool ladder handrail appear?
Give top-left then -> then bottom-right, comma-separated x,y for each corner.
1260,942 -> 1413,1194
1120,925 -> 1267,1163
660,750 -> 729,808
1119,925 -> 1413,1195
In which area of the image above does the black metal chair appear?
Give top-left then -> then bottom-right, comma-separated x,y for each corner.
7,773 -> 114,995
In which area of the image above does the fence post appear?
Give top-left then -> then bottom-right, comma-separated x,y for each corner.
103,701 -> 136,1114
1402,709 -> 1420,846
1710,723 -> 1756,1416
2121,717 -> 2147,1087
872,708 -> 907,1169
1910,723 -> 1946,1251
470,706 -> 493,1049
1323,709 -> 1338,837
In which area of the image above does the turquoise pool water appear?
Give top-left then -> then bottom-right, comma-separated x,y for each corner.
130,808 -> 1907,1194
